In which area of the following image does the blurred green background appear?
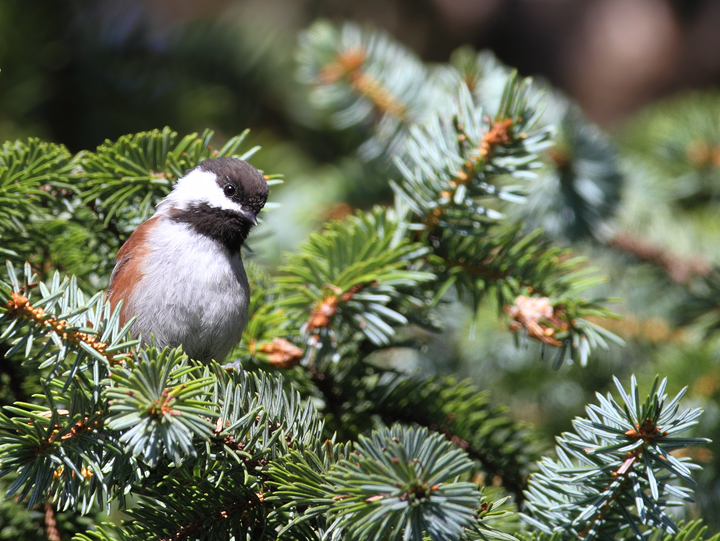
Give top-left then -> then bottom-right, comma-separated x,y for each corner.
3,0 -> 720,531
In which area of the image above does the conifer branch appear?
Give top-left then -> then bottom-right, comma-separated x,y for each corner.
77,127 -> 262,235
524,376 -> 709,540
0,139 -> 72,235
318,47 -> 408,120
421,116 -> 518,229
520,90 -> 623,243
300,358 -> 539,504
277,207 -> 434,359
427,226 -> 623,365
4,292 -> 120,366
157,492 -> 266,541
298,20 -> 437,158
392,78 -> 551,234
399,409 -> 529,504
299,23 -> 622,364
365,373 -> 538,504
0,263 -> 137,372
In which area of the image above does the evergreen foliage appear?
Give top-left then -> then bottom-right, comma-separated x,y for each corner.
0,16 -> 716,541
523,376 -> 707,540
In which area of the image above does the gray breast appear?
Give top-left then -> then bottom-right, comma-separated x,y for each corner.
130,219 -> 250,363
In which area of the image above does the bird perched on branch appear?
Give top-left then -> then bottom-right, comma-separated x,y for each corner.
108,157 -> 268,362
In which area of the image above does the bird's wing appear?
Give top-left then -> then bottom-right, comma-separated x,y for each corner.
107,216 -> 159,326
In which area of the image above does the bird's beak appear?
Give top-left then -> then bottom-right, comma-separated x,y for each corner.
242,209 -> 258,226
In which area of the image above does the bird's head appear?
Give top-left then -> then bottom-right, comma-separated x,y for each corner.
159,157 -> 269,252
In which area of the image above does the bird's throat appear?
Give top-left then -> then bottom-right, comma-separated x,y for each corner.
169,203 -> 252,253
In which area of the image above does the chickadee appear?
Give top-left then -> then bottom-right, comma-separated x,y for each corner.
108,157 -> 268,362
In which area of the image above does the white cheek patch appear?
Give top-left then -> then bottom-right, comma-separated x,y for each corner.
157,169 -> 244,213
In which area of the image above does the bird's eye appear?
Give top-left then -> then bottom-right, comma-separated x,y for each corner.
224,184 -> 236,197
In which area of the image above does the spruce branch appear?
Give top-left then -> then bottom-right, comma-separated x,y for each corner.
523,375 -> 709,541
270,425 -> 488,541
209,366 -> 326,458
519,91 -> 623,243
277,207 -> 434,360
107,365 -> 328,540
364,373 -> 539,504
266,441 -> 353,537
426,51 -> 626,244
388,75 -> 622,363
290,357 -> 539,504
0,256 -> 333,531
326,425 -> 478,541
297,23 -> 623,365
426,226 -> 623,366
0,262 -> 137,373
77,127 -> 263,237
298,20 -> 440,158
0,139 -> 74,268
392,78 -> 552,233
105,348 -> 217,467
317,46 -> 409,121
298,21 -> 422,123
0,139 -> 72,236
4,291 -> 118,366
123,479 -> 268,541
0,385 -> 109,510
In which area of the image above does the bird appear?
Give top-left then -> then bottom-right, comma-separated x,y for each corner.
107,157 -> 268,362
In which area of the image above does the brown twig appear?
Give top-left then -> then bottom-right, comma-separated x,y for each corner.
31,411 -> 104,459
609,232 -> 711,284
257,338 -> 304,369
44,503 -> 61,541
305,284 -> 365,335
47,415 -> 103,445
